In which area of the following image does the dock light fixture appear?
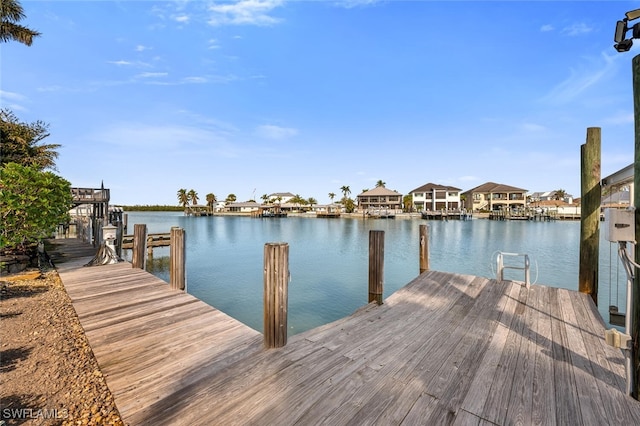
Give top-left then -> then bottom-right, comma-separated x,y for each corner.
614,8 -> 640,52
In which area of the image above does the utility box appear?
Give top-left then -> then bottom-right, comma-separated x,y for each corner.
604,208 -> 635,242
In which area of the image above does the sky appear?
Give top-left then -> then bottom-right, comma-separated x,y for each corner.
2,0 -> 639,206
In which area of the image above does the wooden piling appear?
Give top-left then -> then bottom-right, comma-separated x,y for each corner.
579,127 -> 600,305
419,224 -> 429,274
170,227 -> 186,291
369,230 -> 384,305
632,53 -> 640,400
131,223 -> 147,270
264,242 -> 289,348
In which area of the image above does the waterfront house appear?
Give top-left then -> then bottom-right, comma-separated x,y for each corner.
530,190 -> 574,204
356,187 -> 403,212
462,182 -> 527,212
268,192 -> 295,204
225,201 -> 261,213
409,183 -> 461,212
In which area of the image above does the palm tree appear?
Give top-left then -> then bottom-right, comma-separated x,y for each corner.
340,185 -> 351,199
225,193 -> 237,203
375,180 -> 386,187
188,189 -> 199,205
0,109 -> 59,171
177,189 -> 189,213
1,0 -> 41,46
308,197 -> 317,209
206,193 -> 217,212
554,189 -> 567,201
261,194 -> 269,204
328,192 -> 336,203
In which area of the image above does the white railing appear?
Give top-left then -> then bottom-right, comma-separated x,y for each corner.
496,252 -> 530,288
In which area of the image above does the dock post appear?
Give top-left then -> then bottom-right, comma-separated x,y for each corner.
131,223 -> 147,270
579,127 -> 600,305
369,230 -> 384,305
170,227 -> 186,291
264,242 -> 289,348
632,54 -> 640,400
419,224 -> 429,274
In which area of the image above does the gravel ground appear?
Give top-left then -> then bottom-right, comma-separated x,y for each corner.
0,269 -> 125,426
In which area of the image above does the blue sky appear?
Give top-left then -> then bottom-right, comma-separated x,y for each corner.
2,0 -> 638,205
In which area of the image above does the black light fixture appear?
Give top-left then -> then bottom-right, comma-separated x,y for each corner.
614,8 -> 640,52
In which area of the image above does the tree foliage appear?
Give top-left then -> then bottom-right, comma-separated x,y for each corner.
0,0 -> 41,46
1,163 -> 72,249
0,109 -> 60,171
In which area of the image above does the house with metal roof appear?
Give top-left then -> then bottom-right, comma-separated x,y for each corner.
408,183 -> 462,212
356,187 -> 403,212
462,182 -> 527,211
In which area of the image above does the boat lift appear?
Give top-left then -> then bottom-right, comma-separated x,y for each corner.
603,207 -> 636,396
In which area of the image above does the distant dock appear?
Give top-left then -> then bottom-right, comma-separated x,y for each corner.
50,238 -> 640,425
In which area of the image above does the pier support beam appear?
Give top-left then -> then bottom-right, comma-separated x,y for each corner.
632,53 -> 640,400
579,127 -> 600,305
369,230 -> 384,305
264,242 -> 289,348
419,224 -> 429,274
170,227 -> 186,291
131,223 -> 147,270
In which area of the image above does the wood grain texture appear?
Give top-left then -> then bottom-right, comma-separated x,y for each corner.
50,238 -> 640,426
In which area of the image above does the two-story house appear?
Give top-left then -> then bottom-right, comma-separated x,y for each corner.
409,183 -> 462,212
462,182 -> 527,212
356,187 -> 403,212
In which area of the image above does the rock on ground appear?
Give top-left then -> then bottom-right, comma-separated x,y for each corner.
0,270 -> 125,426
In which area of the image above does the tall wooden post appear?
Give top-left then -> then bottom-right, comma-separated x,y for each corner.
264,243 -> 289,348
170,227 -> 186,291
419,224 -> 429,273
631,53 -> 640,400
131,223 -> 147,270
579,127 -> 600,305
369,230 -> 384,305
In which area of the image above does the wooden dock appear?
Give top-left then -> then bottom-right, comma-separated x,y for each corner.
49,239 -> 640,425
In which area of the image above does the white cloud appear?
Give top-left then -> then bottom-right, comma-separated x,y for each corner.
541,51 -> 618,104
207,0 -> 284,26
135,45 -> 150,52
337,0 -> 383,9
255,124 -> 298,140
92,122 -> 240,158
182,76 -> 208,84
0,90 -> 27,102
108,60 -> 133,66
562,22 -> 593,36
174,14 -> 190,24
208,39 -> 221,49
540,24 -> 554,32
136,72 -> 168,78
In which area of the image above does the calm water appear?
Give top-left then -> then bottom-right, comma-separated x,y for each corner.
122,212 -> 626,334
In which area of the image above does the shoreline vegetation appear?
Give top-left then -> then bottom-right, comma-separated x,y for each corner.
118,208 -> 494,220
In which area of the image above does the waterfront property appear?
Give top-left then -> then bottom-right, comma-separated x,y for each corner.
462,181 -> 528,212
409,182 -> 462,211
356,186 -> 403,213
50,238 -> 640,425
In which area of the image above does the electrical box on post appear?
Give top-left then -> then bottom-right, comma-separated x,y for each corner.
604,208 -> 635,242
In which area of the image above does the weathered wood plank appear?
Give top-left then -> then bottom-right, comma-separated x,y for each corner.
481,284 -> 529,424
548,287 -> 582,425
530,285 -> 556,425
459,281 -> 522,417
49,239 -> 640,426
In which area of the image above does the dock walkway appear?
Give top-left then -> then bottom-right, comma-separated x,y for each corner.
50,239 -> 640,425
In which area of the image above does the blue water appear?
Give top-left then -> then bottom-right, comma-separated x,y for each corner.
122,212 -> 626,334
